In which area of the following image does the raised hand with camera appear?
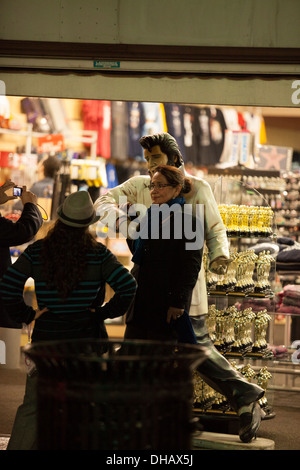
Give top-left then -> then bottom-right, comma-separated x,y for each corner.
0,180 -> 38,208
20,186 -> 38,207
0,180 -> 44,329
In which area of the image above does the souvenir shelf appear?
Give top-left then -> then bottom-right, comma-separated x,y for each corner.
194,173 -> 300,430
206,177 -> 277,360
0,124 -> 98,158
193,175 -> 278,422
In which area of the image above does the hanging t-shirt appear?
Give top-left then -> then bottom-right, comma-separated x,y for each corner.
106,162 -> 119,188
219,108 -> 241,165
98,101 -> 111,159
238,112 -> 246,130
164,103 -> 185,160
111,101 -> 129,161
196,107 -> 227,166
243,111 -> 265,147
182,105 -> 199,165
0,96 -> 10,118
259,118 -> 267,145
21,98 -> 53,132
142,102 -> 165,136
128,102 -> 145,160
82,100 -> 111,159
42,98 -> 69,134
222,108 -> 240,131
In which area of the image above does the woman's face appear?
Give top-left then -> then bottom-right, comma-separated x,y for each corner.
150,172 -> 181,204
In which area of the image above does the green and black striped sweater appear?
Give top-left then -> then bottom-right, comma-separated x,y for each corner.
0,240 -> 137,342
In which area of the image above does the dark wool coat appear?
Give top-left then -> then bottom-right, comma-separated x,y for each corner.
125,207 -> 203,341
0,203 -> 42,328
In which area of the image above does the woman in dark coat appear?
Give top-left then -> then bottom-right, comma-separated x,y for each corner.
0,180 -> 43,328
125,165 -> 203,342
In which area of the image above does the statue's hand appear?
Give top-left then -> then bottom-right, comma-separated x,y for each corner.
210,256 -> 232,275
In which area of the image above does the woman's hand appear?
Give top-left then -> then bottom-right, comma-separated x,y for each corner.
34,307 -> 48,320
166,306 -> 184,324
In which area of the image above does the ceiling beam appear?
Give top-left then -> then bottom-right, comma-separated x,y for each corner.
1,40 -> 300,65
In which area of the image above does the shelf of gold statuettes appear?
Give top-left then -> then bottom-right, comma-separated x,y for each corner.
197,203 -> 277,423
205,247 -> 276,298
207,290 -> 274,298
225,348 -> 274,360
205,304 -> 274,359
218,204 -> 275,239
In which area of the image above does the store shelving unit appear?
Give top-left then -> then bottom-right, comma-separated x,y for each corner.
0,123 -> 98,158
194,171 -> 300,426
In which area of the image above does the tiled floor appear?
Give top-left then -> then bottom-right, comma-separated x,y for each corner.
1,363 -> 300,450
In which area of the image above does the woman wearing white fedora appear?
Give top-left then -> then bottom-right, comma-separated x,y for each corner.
0,190 -> 137,450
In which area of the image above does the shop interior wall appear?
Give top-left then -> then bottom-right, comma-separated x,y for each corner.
263,115 -> 300,151
1,97 -> 300,157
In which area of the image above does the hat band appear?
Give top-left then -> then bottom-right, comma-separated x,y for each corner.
60,210 -> 95,225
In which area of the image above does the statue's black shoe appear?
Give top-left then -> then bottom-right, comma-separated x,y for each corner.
239,402 -> 265,443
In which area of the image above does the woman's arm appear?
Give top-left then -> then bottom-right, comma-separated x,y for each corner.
0,247 -> 36,324
95,247 -> 137,319
0,203 -> 42,247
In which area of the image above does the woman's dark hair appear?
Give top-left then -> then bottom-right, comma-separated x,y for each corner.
152,165 -> 192,194
41,220 -> 98,299
139,132 -> 184,168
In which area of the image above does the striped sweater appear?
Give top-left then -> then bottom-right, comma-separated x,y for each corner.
0,240 -> 136,342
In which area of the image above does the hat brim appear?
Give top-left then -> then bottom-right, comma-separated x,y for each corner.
57,205 -> 100,228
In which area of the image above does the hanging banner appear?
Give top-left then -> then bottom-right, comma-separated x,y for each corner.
0,151 -> 20,168
38,134 -> 65,154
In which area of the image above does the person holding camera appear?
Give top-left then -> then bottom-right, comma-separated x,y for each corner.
0,179 -> 43,328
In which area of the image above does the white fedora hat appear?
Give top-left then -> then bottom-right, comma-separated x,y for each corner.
57,191 -> 100,228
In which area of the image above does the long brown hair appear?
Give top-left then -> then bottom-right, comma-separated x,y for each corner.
41,220 -> 98,299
